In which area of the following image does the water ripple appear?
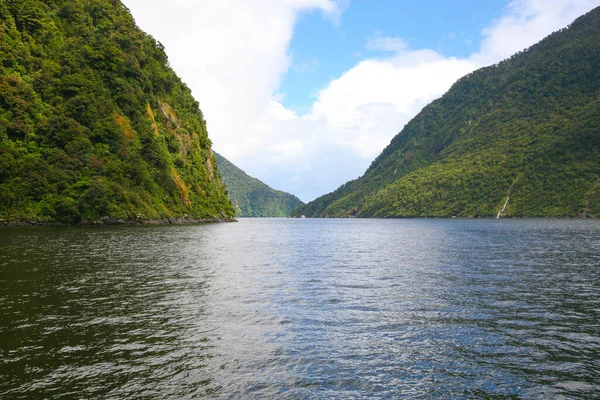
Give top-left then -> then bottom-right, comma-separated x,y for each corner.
1,219 -> 599,398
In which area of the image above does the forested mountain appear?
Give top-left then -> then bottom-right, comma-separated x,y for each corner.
215,153 -> 303,217
0,0 -> 234,224
293,7 -> 600,218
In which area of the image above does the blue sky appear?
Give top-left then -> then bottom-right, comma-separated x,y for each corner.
281,0 -> 508,113
124,0 -> 600,202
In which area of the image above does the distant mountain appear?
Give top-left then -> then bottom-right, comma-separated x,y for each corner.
0,0 -> 234,224
215,153 -> 303,217
293,7 -> 600,218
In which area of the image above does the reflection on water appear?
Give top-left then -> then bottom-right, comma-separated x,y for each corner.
1,219 -> 599,398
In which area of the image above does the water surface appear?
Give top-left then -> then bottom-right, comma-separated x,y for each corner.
1,219 -> 599,398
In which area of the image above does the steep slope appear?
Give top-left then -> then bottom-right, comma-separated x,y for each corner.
0,0 -> 234,223
293,7 -> 600,218
215,153 -> 303,217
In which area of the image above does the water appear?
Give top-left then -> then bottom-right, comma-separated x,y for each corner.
1,219 -> 599,399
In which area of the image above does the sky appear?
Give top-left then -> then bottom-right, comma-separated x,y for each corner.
121,0 -> 600,202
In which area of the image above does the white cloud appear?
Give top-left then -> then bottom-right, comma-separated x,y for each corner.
309,54 -> 476,157
365,33 -> 408,52
122,0 -> 338,163
473,0 -> 600,64
122,0 -> 600,202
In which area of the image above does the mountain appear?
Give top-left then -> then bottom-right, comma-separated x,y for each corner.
0,0 -> 234,224
215,153 -> 303,217
293,7 -> 600,218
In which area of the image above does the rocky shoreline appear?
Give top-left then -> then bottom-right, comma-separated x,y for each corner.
0,216 -> 237,227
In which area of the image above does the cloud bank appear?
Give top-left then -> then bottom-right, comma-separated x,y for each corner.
122,0 -> 599,202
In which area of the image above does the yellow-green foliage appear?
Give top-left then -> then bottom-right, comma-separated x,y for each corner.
0,0 -> 234,222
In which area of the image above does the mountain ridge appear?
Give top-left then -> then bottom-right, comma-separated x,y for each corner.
292,7 -> 600,218
215,152 -> 303,217
0,0 -> 235,224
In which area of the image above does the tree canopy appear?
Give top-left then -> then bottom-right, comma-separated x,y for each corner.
215,153 -> 303,217
0,0 -> 234,223
293,7 -> 600,218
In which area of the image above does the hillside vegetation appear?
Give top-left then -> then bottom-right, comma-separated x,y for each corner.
215,153 -> 303,217
293,7 -> 600,218
0,0 -> 234,223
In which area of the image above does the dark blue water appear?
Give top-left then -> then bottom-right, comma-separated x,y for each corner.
1,219 -> 599,398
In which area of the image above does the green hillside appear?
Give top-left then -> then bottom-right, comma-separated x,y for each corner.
215,153 -> 303,217
0,0 -> 234,224
293,7 -> 600,218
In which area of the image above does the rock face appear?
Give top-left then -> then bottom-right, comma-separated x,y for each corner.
293,7 -> 600,218
0,0 -> 235,223
214,153 -> 304,217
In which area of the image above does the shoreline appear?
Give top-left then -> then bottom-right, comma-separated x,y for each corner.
2,215 -> 596,226
289,214 -> 597,219
0,216 -> 238,227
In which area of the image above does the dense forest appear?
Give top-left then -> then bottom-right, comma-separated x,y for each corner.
0,0 -> 234,224
293,7 -> 600,218
215,153 -> 303,217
